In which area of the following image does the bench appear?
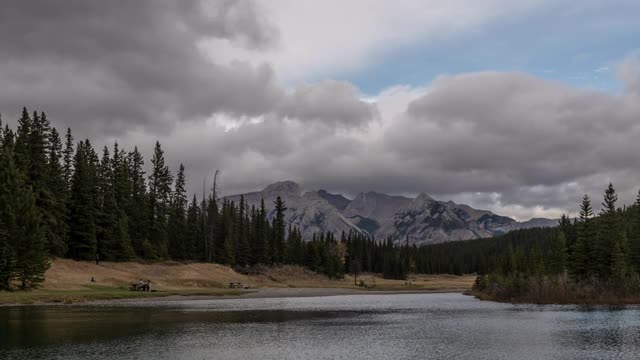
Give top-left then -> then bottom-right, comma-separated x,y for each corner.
130,282 -> 151,292
228,282 -> 244,288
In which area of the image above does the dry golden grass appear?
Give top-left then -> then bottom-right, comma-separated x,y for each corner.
0,286 -> 243,305
343,273 -> 475,291
43,259 -> 255,290
43,259 -> 474,292
0,259 -> 475,305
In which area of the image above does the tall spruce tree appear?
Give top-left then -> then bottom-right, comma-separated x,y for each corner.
185,195 -> 203,260
548,231 -> 568,275
235,195 -> 250,266
14,107 -> 31,174
571,195 -> 595,279
67,141 -> 98,260
252,199 -> 268,264
63,128 -> 74,192
0,149 -> 48,289
127,147 -> 149,257
205,188 -> 219,263
168,164 -> 187,259
44,127 -> 68,256
272,196 -> 287,263
216,200 -> 235,265
597,183 -> 624,278
148,141 -> 172,258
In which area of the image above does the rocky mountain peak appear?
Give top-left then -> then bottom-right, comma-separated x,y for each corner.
262,180 -> 302,196
344,191 -> 412,222
228,181 -> 557,246
317,190 -> 351,211
409,193 -> 435,210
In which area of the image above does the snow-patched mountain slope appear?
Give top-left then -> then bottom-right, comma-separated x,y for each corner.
225,181 -> 557,245
225,181 -> 362,240
375,194 -> 514,244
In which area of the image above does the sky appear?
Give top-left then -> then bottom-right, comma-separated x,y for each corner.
2,0 -> 640,220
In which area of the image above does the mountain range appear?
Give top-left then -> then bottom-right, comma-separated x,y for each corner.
225,181 -> 557,245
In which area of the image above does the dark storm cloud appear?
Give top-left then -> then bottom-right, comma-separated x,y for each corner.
0,0 -> 282,135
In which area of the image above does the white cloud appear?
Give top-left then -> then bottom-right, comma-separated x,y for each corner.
201,0 -> 552,83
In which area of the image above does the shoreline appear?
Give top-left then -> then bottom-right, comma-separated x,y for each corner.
94,287 -> 472,304
466,289 -> 640,306
0,287 -> 472,307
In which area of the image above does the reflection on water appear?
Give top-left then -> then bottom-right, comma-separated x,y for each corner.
1,293 -> 639,360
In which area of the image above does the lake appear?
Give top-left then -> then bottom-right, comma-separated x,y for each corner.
1,293 -> 639,359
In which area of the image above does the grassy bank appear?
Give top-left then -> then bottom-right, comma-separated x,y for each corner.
0,259 -> 475,305
0,286 -> 244,305
471,273 -> 640,305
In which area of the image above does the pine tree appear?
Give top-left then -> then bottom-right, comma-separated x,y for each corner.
185,195 -> 203,260
168,164 -> 187,259
631,190 -> 640,273
95,146 -> 112,260
610,238 -> 629,281
597,183 -> 622,278
148,141 -> 172,258
571,195 -> 594,280
14,107 -> 31,173
205,187 -> 219,263
127,147 -> 149,257
252,199 -> 268,264
112,143 -> 134,260
28,111 -> 50,187
44,127 -> 68,256
548,231 -> 568,275
93,145 -> 134,261
272,196 -> 287,263
217,200 -> 235,265
63,128 -> 74,192
0,141 -> 15,289
67,141 -> 97,260
235,195 -> 250,266
0,149 -> 48,289
112,143 -> 131,211
1,125 -> 14,154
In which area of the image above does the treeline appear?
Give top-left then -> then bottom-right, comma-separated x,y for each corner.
408,227 -> 561,275
0,108 -> 418,289
472,184 -> 640,303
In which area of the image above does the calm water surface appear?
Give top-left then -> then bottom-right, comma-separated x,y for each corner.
1,293 -> 639,359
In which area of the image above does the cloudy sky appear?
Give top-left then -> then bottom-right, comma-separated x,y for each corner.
2,0 -> 640,220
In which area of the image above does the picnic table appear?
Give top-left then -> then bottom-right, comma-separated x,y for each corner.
130,280 -> 151,291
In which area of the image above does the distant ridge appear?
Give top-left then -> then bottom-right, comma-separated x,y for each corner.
226,181 -> 557,245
